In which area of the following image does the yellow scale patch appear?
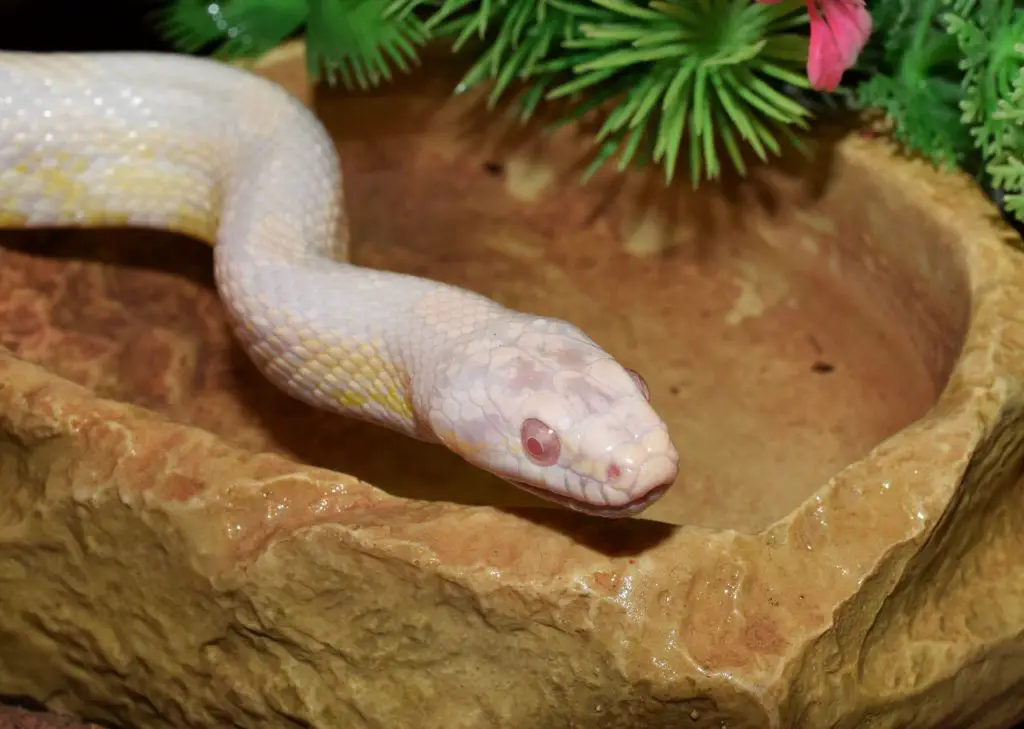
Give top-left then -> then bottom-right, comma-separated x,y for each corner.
1,151 -> 91,222
0,142 -> 221,244
0,211 -> 29,226
430,421 -> 492,460
300,337 -> 415,423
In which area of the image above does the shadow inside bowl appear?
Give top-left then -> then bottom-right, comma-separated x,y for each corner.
0,75 -> 971,534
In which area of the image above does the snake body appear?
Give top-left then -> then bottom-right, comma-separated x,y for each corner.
0,51 -> 680,517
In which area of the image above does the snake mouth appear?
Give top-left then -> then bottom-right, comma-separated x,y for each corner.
507,479 -> 670,519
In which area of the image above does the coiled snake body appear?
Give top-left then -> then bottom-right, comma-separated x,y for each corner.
0,51 -> 680,517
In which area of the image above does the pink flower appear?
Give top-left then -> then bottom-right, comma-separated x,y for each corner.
757,0 -> 873,91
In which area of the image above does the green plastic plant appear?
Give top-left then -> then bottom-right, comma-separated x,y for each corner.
850,0 -> 1022,222
944,0 -> 1024,220
152,0 -> 1024,224
851,0 -> 970,169
405,0 -> 814,184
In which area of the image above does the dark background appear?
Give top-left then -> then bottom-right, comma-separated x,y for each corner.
0,0 -> 170,52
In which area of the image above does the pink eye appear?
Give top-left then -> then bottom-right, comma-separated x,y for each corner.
626,368 -> 650,402
521,418 -> 561,467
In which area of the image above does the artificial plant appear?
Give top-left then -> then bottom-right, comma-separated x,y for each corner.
153,0 -> 1024,224
851,0 -> 1023,222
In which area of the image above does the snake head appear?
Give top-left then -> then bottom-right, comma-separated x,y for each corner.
427,316 -> 679,517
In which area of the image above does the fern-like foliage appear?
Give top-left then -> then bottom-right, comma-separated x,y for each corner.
943,0 -> 1024,220
989,62 -> 1024,218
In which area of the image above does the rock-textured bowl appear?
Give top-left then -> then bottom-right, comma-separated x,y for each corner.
1,42 -> 1023,729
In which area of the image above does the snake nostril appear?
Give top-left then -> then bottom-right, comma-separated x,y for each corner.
607,463 -> 622,481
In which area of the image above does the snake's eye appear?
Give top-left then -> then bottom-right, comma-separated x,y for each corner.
626,368 -> 650,402
521,418 -> 561,467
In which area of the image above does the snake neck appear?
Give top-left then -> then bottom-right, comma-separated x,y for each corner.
218,239 -> 516,445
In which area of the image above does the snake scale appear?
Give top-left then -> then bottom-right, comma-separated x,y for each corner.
0,50 -> 680,517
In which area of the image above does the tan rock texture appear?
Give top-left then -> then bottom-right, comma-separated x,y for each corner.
1,42 -> 1024,729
